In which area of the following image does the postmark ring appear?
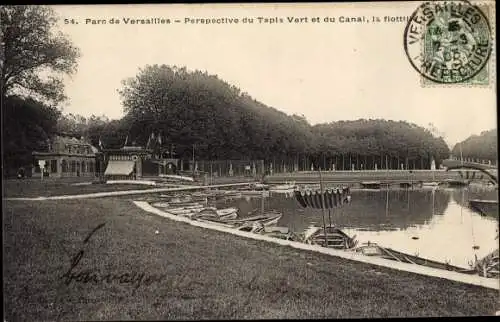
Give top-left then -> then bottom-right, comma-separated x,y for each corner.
404,0 -> 493,84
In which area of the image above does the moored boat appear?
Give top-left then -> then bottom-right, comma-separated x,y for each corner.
442,179 -> 470,187
354,242 -> 477,274
474,248 -> 499,278
240,190 -> 270,197
234,221 -> 299,241
259,226 -> 300,241
167,206 -> 205,216
303,226 -> 358,249
222,191 -> 243,199
225,211 -> 283,227
259,211 -> 283,226
360,181 -> 381,189
421,182 -> 441,188
251,183 -> 269,191
468,199 -> 499,218
151,201 -> 205,215
193,207 -> 238,220
210,190 -> 242,200
161,192 -> 208,204
168,200 -> 205,208
194,217 -> 236,228
237,221 -> 264,233
269,182 -> 297,192
151,201 -> 171,208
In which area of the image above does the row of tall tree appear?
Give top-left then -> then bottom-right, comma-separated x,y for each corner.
311,120 -> 450,170
52,64 -> 451,170
451,130 -> 497,162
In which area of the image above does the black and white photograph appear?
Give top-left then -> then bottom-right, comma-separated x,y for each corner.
2,2 -> 498,320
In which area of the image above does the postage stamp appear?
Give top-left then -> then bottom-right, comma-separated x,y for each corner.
404,0 -> 494,86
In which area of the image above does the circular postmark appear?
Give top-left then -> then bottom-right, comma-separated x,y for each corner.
404,0 -> 492,84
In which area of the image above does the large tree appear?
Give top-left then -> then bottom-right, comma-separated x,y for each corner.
118,65 -> 317,161
1,5 -> 80,177
0,5 -> 80,105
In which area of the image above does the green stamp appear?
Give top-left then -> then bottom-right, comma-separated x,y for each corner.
404,0 -> 493,86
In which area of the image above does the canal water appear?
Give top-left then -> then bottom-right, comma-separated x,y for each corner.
217,186 -> 498,269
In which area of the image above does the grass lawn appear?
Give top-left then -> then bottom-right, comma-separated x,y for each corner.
3,178 -> 158,198
3,197 -> 498,320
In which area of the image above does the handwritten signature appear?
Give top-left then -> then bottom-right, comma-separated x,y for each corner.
61,223 -> 168,289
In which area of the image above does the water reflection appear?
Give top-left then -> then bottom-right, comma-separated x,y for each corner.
218,187 -> 498,269
219,188 -> 451,232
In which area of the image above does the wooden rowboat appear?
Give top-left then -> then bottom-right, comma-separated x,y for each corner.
474,248 -> 499,278
355,242 -> 477,274
240,190 -> 270,197
168,206 -> 205,215
269,183 -> 297,192
193,207 -> 238,220
152,202 -> 170,208
152,201 -> 204,210
168,200 -> 206,207
237,222 -> 265,233
303,226 -> 358,250
251,183 -> 269,191
468,199 -> 499,218
259,226 -> 300,241
225,211 -> 282,227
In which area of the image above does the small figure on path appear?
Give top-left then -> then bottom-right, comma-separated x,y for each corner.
17,167 -> 25,179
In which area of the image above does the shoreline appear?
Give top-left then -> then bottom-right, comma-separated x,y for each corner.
134,200 -> 499,290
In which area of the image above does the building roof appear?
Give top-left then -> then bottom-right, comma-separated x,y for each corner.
52,134 -> 93,146
103,145 -> 152,153
122,145 -> 147,151
32,134 -> 99,156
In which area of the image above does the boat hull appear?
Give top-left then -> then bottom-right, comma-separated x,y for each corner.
468,199 -> 499,218
225,212 -> 282,227
192,207 -> 239,222
168,207 -> 204,215
355,243 -> 477,274
269,183 -> 297,192
475,249 -> 499,278
304,226 -> 357,249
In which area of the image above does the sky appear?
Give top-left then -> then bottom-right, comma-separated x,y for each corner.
51,3 -> 497,146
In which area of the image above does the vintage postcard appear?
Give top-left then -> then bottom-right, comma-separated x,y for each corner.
2,1 -> 498,320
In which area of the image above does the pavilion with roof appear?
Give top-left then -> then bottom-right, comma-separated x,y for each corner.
102,134 -> 181,180
32,132 -> 99,178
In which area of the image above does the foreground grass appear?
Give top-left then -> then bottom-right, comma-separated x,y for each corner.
3,198 -> 498,320
3,178 -> 159,198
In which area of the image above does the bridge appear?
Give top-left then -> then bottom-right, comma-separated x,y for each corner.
441,159 -> 498,185
264,168 -> 498,186
264,169 -> 462,185
441,159 -> 497,171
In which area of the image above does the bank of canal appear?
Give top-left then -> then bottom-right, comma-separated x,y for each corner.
218,187 -> 498,271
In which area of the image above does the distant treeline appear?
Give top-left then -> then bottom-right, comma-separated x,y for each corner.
451,129 -> 497,162
3,65 -> 459,175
